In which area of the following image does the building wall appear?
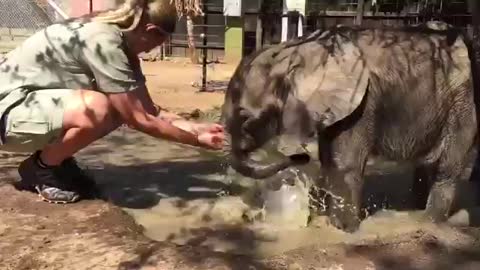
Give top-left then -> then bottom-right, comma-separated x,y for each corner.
67,0 -> 117,17
0,28 -> 36,54
41,0 -> 118,21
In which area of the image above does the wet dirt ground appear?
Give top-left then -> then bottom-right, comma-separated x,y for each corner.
1,61 -> 480,270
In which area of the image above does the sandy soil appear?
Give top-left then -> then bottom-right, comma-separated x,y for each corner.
141,59 -> 232,112
1,60 -> 480,270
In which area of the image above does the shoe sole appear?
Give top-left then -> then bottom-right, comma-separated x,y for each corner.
34,186 -> 81,204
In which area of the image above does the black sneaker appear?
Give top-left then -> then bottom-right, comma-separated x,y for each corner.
18,151 -> 80,204
57,157 -> 100,199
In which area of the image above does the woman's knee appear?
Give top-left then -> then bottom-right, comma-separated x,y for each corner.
62,90 -> 121,130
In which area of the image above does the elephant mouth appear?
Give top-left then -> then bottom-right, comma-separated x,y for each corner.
289,153 -> 311,164
230,150 -> 311,179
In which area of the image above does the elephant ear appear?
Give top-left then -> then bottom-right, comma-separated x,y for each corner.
288,36 -> 370,128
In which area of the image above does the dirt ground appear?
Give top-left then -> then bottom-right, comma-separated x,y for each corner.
141,59 -> 231,112
1,60 -> 480,270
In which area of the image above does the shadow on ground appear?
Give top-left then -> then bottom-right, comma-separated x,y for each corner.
116,225 -> 279,270
89,159 -> 242,209
344,230 -> 480,270
1,125 -> 480,269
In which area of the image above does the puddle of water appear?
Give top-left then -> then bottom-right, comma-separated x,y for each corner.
83,128 -> 480,259
124,195 -> 347,257
123,195 -> 437,258
129,161 -> 479,258
117,160 -> 431,258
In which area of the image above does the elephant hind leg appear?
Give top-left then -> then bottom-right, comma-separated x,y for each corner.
424,139 -> 476,223
425,160 -> 470,222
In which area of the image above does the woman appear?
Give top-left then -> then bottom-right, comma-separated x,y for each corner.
0,0 -> 225,203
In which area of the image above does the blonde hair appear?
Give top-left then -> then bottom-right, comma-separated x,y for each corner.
89,0 -> 178,33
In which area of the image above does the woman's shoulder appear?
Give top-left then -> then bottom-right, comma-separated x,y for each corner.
47,20 -> 124,43
82,21 -> 122,35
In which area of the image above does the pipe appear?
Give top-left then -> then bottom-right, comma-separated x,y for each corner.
46,0 -> 69,20
89,0 -> 93,13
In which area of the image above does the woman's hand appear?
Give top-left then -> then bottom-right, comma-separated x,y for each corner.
197,129 -> 225,150
170,121 -> 224,135
169,120 -> 225,150
189,122 -> 225,150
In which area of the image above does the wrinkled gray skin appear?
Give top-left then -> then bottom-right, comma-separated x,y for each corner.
220,21 -> 478,232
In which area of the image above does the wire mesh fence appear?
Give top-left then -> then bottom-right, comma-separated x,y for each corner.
0,0 -> 52,29
1,0 -> 93,30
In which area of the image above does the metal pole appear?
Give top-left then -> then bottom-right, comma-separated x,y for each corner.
89,0 -> 93,13
201,2 -> 208,92
46,0 -> 69,19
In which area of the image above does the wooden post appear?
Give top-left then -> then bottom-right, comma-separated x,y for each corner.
256,0 -> 263,51
281,0 -> 288,42
201,3 -> 208,92
89,0 -> 93,13
467,0 -> 480,182
469,0 -> 480,88
355,0 -> 365,26
297,12 -> 303,38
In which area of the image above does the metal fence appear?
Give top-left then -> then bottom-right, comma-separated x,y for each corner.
1,0 -> 475,58
0,0 -> 52,29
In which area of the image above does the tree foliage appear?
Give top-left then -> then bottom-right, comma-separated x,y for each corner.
171,0 -> 203,17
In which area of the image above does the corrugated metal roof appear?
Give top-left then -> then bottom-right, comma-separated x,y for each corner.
0,0 -> 52,29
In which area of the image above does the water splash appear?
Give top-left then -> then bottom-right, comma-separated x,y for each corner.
261,167 -> 313,229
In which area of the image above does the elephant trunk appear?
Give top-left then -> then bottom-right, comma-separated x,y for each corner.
230,150 -> 310,179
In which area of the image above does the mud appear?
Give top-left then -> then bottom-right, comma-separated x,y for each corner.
1,61 -> 480,270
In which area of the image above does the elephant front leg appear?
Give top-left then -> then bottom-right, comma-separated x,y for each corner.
324,166 -> 366,232
318,125 -> 370,232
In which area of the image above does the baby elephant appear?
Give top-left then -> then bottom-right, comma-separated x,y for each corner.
220,22 -> 478,232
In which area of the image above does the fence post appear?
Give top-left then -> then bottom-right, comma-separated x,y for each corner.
89,0 -> 93,13
355,0 -> 365,26
256,0 -> 263,51
201,4 -> 208,92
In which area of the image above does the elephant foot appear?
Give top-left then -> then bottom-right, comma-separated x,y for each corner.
328,209 -> 362,233
423,181 -> 456,223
